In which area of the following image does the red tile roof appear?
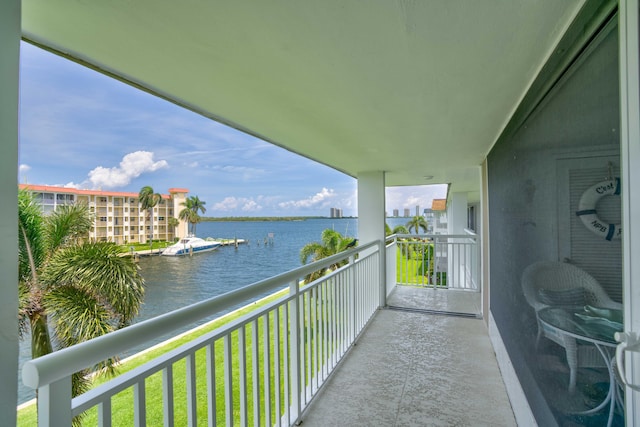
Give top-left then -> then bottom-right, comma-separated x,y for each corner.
431,199 -> 447,211
18,184 -> 180,199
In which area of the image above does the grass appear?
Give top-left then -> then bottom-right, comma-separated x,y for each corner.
119,240 -> 174,253
395,244 -> 446,287
18,283 -> 344,426
17,288 -> 292,426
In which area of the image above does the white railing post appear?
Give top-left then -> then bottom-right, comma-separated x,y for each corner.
349,254 -> 356,342
432,237 -> 438,286
38,376 -> 72,427
289,279 -> 301,424
378,241 -> 385,308
224,334 -> 233,427
385,237 -> 397,297
186,352 -> 197,427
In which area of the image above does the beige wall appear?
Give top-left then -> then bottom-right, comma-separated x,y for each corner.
171,191 -> 188,239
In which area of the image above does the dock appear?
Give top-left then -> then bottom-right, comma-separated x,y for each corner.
123,238 -> 248,258
214,238 -> 247,247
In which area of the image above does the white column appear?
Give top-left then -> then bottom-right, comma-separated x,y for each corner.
447,192 -> 468,235
357,171 -> 386,306
619,0 -> 640,423
0,0 -> 20,424
357,172 -> 385,249
481,160 -> 490,324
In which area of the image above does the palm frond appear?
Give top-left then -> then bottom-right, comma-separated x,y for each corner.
18,189 -> 46,282
45,203 -> 93,251
45,285 -> 114,348
42,242 -> 145,325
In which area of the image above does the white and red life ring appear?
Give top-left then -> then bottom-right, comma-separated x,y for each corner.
575,178 -> 622,241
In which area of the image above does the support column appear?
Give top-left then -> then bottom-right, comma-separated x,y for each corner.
481,160 -> 490,325
0,0 -> 21,424
447,192 -> 468,235
357,171 -> 386,306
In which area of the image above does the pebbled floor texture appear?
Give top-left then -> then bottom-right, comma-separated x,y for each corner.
300,287 -> 516,427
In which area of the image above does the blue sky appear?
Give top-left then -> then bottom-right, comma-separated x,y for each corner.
18,43 -> 446,217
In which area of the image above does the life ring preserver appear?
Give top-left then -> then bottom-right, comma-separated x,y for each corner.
576,178 -> 622,241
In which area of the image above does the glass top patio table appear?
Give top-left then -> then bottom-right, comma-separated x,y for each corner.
538,306 -> 624,427
538,306 -> 623,346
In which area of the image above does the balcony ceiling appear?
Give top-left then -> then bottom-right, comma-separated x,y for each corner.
21,1 -> 584,193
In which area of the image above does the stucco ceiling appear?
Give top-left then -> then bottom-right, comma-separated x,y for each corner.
21,1 -> 586,194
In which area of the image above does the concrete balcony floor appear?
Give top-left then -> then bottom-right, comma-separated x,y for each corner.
300,286 -> 516,426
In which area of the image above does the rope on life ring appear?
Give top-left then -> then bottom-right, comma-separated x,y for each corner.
575,178 -> 621,241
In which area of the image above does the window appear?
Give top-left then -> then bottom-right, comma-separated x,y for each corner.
467,206 -> 476,231
158,216 -> 165,221
99,217 -> 107,222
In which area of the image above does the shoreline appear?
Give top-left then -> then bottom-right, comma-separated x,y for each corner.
17,285 -> 288,411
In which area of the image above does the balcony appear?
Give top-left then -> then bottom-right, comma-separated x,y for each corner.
301,288 -> 513,426
20,234 -> 515,426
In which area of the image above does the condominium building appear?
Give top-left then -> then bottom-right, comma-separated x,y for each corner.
329,207 -> 343,218
19,184 -> 189,244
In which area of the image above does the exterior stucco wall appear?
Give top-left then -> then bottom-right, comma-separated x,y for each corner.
1,0 -> 20,423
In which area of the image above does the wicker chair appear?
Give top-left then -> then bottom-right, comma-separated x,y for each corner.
521,261 -> 622,392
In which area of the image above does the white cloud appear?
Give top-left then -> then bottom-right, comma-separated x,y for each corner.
385,185 -> 448,213
63,182 -> 83,189
19,164 -> 31,173
278,188 -> 336,209
213,196 -> 263,212
88,151 -> 168,189
241,200 -> 262,212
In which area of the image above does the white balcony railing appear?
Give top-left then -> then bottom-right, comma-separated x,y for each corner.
22,240 -> 383,426
387,233 -> 479,290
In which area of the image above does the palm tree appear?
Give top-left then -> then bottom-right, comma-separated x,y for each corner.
406,215 -> 428,235
168,217 -> 180,238
138,186 -> 162,248
300,229 -> 357,283
386,223 -> 410,236
179,198 -> 195,235
179,195 -> 206,235
18,190 -> 145,401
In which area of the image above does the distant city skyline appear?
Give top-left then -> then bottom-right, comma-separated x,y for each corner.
18,42 -> 447,217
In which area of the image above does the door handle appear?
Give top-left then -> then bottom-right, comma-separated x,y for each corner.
615,331 -> 640,391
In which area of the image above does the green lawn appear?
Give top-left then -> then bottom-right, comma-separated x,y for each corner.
18,288 -> 292,426
395,244 -> 446,287
119,240 -> 174,253
18,283 -> 344,426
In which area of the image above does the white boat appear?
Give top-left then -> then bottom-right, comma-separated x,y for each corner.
161,236 -> 221,256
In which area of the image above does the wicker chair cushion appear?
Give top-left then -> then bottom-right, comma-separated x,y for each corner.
538,287 -> 586,307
